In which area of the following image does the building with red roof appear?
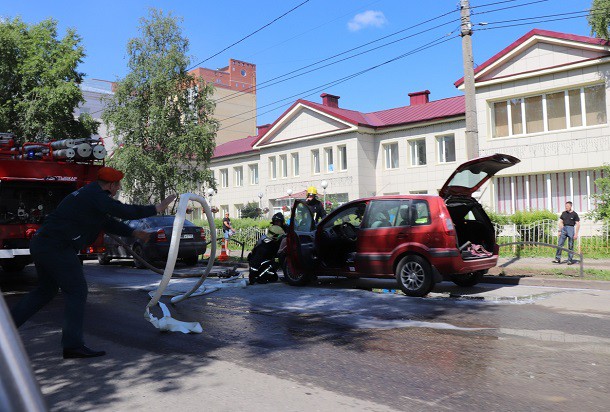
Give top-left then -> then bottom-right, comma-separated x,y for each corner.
207,29 -> 610,219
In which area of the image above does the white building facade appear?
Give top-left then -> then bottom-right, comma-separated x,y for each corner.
206,29 -> 610,219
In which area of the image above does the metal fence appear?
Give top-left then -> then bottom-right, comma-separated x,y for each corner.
203,227 -> 266,250
202,221 -> 610,256
495,220 -> 610,256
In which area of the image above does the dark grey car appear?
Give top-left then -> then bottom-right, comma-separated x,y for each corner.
98,215 -> 206,267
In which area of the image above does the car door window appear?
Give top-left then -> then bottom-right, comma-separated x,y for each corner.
395,201 -> 411,227
363,200 -> 403,229
293,202 -> 314,232
323,202 -> 366,230
411,200 -> 431,226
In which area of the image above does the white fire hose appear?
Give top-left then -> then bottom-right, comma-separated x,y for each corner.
144,193 -> 217,333
109,193 -> 221,333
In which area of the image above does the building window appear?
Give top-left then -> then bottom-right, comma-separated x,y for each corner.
384,143 -> 399,169
291,153 -> 300,176
249,164 -> 259,185
235,204 -> 243,218
269,156 -> 277,180
220,205 -> 229,216
409,139 -> 426,166
234,167 -> 243,187
492,84 -> 607,137
409,190 -> 428,194
585,84 -> 607,126
525,95 -> 544,134
338,145 -> 347,171
437,135 -> 456,163
312,149 -> 320,174
220,169 -> 229,188
325,147 -> 334,172
279,154 -> 288,178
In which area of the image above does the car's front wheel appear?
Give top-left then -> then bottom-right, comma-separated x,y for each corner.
451,270 -> 486,287
395,255 -> 435,297
282,259 -> 312,286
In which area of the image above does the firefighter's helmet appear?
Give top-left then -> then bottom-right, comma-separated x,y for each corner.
306,186 -> 318,196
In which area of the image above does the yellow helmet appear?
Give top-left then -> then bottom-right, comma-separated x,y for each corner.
306,186 -> 318,196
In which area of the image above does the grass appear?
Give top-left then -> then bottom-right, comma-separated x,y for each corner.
494,267 -> 610,281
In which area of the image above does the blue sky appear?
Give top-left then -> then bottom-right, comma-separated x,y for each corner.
2,0 -> 593,128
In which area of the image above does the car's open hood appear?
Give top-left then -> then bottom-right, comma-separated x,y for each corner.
438,153 -> 520,198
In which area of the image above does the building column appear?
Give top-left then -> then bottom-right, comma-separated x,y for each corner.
546,174 -> 552,212
510,176 -> 516,214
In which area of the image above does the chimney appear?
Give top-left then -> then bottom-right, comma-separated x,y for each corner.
320,93 -> 340,108
257,124 -> 271,136
408,90 -> 430,105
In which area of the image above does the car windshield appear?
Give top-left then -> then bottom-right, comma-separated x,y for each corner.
146,216 -> 195,227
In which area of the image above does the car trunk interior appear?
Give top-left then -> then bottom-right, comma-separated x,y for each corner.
445,197 -> 495,259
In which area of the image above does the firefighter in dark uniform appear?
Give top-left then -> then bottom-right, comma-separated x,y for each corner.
10,167 -> 176,359
305,186 -> 326,223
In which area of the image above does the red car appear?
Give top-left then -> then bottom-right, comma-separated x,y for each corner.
284,154 -> 520,297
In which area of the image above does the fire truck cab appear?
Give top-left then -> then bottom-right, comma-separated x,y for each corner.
0,133 -> 106,273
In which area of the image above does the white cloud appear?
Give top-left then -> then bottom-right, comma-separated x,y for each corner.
347,10 -> 388,32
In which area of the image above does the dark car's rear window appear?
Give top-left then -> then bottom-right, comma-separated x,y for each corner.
146,216 -> 196,227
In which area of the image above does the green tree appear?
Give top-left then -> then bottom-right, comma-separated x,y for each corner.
0,17 -> 98,142
240,202 -> 262,219
589,164 -> 610,221
102,9 -> 218,204
588,0 -> 610,39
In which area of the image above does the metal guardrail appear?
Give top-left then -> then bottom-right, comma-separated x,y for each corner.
498,241 -> 584,277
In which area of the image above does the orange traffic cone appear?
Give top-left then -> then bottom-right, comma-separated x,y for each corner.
217,240 -> 229,262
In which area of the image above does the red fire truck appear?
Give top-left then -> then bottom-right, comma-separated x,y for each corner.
0,133 -> 107,273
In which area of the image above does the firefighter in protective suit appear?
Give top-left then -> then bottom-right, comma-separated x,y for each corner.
305,186 -> 326,223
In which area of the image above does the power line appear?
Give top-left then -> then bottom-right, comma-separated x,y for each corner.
211,9 -> 461,105
470,0 -> 533,9
216,35 -> 457,132
186,0 -> 311,71
211,0 -> 553,105
475,12 -> 598,30
471,0 -> 550,15
213,18 -> 459,105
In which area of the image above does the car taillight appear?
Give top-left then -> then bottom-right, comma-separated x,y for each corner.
199,230 -> 205,240
440,213 -> 455,235
156,229 -> 167,242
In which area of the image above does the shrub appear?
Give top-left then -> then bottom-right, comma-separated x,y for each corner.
510,210 -> 558,225
193,217 -> 270,230
486,209 -> 511,226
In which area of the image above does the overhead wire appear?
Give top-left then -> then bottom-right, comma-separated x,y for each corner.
186,0 -> 311,71
211,0 -> 555,106
215,34 -> 458,132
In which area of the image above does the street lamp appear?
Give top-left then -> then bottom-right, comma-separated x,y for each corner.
320,180 -> 328,209
258,191 -> 264,209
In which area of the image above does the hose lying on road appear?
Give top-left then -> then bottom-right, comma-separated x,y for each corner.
109,193 -> 217,333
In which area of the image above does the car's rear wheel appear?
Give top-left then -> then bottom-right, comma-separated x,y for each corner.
395,255 -> 434,297
97,253 -> 112,265
1,260 -> 27,273
183,254 -> 199,266
132,244 -> 146,269
451,270 -> 486,287
282,259 -> 312,286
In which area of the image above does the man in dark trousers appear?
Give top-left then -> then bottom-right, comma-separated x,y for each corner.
305,186 -> 326,223
553,201 -> 580,265
10,167 -> 176,359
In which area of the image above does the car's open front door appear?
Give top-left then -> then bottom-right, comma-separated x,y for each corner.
285,200 -> 317,282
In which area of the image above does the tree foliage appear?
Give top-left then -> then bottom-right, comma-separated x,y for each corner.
240,202 -> 262,219
0,17 -> 98,142
589,164 -> 610,222
589,0 -> 610,39
102,9 -> 218,204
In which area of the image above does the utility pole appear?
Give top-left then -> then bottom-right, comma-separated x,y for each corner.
460,0 -> 479,159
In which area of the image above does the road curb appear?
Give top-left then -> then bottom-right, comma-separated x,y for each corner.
482,275 -> 610,290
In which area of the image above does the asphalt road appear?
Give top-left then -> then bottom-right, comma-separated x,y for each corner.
2,261 -> 609,411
